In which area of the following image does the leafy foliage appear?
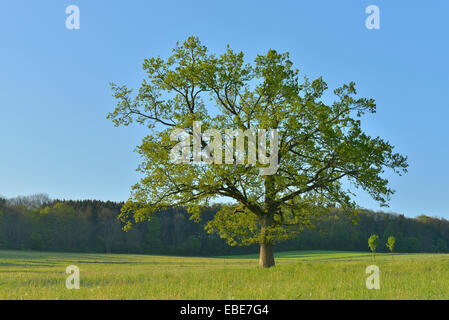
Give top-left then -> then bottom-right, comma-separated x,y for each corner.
386,236 -> 396,253
368,234 -> 379,261
108,36 -> 408,253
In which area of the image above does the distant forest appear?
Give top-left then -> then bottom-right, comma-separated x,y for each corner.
0,194 -> 448,255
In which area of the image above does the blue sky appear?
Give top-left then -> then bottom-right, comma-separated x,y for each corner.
0,0 -> 448,218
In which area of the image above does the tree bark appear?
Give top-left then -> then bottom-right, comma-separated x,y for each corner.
259,242 -> 275,268
259,214 -> 275,268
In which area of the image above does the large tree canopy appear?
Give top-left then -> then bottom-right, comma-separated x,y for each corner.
108,36 -> 408,267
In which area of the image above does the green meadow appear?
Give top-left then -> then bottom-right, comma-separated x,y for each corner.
0,250 -> 448,300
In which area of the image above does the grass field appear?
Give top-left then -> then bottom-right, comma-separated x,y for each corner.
0,249 -> 448,299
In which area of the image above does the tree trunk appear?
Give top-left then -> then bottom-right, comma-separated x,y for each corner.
259,214 -> 275,268
259,242 -> 275,268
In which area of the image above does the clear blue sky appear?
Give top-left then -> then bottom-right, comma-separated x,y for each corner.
0,0 -> 448,218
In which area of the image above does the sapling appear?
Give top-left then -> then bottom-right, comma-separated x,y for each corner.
368,234 -> 379,262
386,236 -> 395,260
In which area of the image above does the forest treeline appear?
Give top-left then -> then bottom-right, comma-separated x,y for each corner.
0,194 -> 448,255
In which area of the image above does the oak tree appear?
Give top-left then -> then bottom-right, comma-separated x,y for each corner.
108,36 -> 408,268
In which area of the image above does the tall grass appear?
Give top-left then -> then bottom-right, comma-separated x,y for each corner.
0,250 -> 448,299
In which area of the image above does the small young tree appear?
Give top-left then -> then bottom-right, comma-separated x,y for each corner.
368,234 -> 379,262
386,236 -> 395,254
